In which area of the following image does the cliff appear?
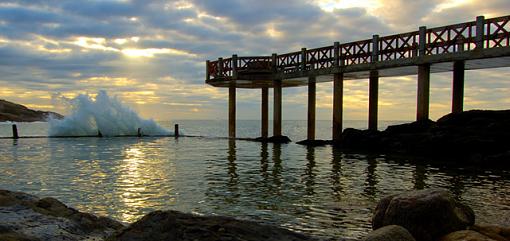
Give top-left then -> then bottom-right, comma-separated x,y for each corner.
0,99 -> 63,122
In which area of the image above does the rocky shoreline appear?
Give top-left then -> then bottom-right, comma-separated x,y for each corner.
1,189 -> 509,241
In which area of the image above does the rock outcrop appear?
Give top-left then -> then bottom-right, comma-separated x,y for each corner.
108,210 -> 316,241
372,189 -> 475,241
0,190 -> 123,241
336,110 -> 510,164
0,99 -> 63,122
363,225 -> 416,241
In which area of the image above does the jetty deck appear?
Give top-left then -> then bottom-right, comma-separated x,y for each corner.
205,15 -> 510,141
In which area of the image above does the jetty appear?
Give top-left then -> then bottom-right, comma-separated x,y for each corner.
205,15 -> 510,141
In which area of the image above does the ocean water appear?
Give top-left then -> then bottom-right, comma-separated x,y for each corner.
0,120 -> 509,240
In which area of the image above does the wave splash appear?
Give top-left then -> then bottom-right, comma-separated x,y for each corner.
49,90 -> 171,137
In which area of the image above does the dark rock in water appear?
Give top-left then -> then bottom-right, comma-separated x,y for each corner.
108,210 -> 317,241
363,225 -> 416,241
296,139 -> 332,146
0,189 -> 124,241
372,189 -> 475,241
0,99 -> 63,122
336,110 -> 510,164
255,135 -> 292,143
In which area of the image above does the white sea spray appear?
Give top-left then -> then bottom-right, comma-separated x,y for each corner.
49,90 -> 171,136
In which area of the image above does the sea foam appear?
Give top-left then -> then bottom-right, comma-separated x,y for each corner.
49,90 -> 171,137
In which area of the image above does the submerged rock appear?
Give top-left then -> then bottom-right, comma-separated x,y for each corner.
363,225 -> 415,241
0,190 -> 123,241
255,135 -> 292,143
108,210 -> 316,241
372,189 -> 475,241
439,230 -> 497,241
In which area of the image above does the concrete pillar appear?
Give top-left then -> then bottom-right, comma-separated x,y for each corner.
307,76 -> 316,140
417,64 -> 431,121
333,73 -> 343,141
261,87 -> 269,138
273,80 -> 282,137
229,86 -> 236,138
369,71 -> 379,131
452,61 -> 465,113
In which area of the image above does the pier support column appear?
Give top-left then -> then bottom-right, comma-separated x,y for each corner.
307,77 -> 316,140
417,64 -> 431,121
229,86 -> 236,138
369,71 -> 379,131
452,61 -> 465,113
261,87 -> 269,138
333,73 -> 343,141
273,80 -> 282,137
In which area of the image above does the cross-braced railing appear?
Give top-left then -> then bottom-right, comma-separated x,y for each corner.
206,15 -> 510,80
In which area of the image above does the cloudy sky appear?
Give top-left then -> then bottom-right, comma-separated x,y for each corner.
0,0 -> 509,122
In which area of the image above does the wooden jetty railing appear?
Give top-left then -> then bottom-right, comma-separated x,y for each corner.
206,15 -> 510,80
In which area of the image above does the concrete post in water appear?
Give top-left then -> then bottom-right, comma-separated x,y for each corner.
301,48 -> 307,71
12,124 -> 18,139
334,42 -> 340,68
206,60 -> 210,80
452,61 -> 465,113
137,128 -> 142,137
417,64 -> 431,121
307,76 -> 316,141
333,73 -> 344,141
372,35 -> 379,62
232,54 -> 238,79
419,26 -> 427,56
228,86 -> 236,138
476,16 -> 485,49
174,124 -> 179,138
369,71 -> 379,131
261,87 -> 269,138
273,79 -> 282,137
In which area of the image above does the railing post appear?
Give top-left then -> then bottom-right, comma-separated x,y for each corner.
476,15 -> 485,49
218,58 -> 223,76
232,54 -> 238,79
272,53 -> 278,73
334,42 -> 340,68
301,48 -> 307,71
174,124 -> 179,138
372,35 -> 379,62
206,60 -> 210,80
419,26 -> 427,56
12,124 -> 19,139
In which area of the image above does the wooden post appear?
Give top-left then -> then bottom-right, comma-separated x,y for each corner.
206,60 -> 210,80
12,124 -> 18,139
307,76 -> 316,140
333,73 -> 343,141
452,61 -> 465,113
301,48 -> 307,71
334,42 -> 340,68
229,86 -> 236,138
232,54 -> 238,79
476,16 -> 485,49
369,71 -> 379,131
419,26 -> 427,56
372,35 -> 379,62
273,79 -> 282,137
137,128 -> 142,137
218,58 -> 223,76
261,87 -> 269,138
417,64 -> 431,121
174,124 -> 179,138
272,53 -> 278,72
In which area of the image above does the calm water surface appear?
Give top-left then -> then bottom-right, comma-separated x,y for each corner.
0,120 -> 509,239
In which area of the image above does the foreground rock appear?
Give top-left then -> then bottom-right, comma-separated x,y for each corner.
108,210 -> 316,241
0,190 -> 123,241
372,189 -> 475,241
0,99 -> 63,122
439,230 -> 497,241
363,225 -> 415,241
336,110 -> 510,164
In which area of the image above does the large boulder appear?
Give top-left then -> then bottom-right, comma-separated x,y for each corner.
372,189 -> 475,241
108,210 -> 317,241
439,230 -> 497,241
0,190 -> 124,241
363,225 -> 416,241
